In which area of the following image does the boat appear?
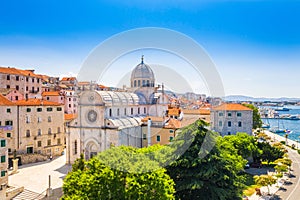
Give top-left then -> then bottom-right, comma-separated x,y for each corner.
275,107 -> 290,111
288,115 -> 300,120
270,127 -> 286,133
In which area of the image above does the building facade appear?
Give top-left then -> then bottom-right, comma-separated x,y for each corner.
0,130 -> 8,200
210,103 -> 253,136
67,57 -> 169,164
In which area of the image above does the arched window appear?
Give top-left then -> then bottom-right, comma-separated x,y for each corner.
38,129 -> 41,136
142,80 -> 146,87
48,128 -> 51,134
138,107 -> 140,114
147,80 -> 150,87
117,108 -> 120,116
144,107 -> 146,114
124,108 -> 127,115
48,116 -> 51,122
109,109 -> 112,117
131,108 -> 133,115
138,80 -> 141,87
134,80 -> 137,87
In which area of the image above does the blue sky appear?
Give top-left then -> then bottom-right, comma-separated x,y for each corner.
0,0 -> 300,97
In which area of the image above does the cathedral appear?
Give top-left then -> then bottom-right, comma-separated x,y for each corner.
66,56 -> 169,164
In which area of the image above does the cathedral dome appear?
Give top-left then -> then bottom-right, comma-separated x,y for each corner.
131,56 -> 155,88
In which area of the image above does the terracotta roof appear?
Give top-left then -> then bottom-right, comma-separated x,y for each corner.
0,66 -> 41,78
0,94 -> 15,106
61,77 -> 76,81
141,116 -> 164,122
65,113 -> 77,121
182,109 -> 210,115
42,91 -> 61,96
165,118 -> 181,129
15,98 -> 63,106
212,103 -> 252,111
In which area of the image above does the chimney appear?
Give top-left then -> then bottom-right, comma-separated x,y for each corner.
147,118 -> 152,147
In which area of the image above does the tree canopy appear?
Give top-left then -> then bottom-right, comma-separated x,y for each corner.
166,120 -> 247,200
62,145 -> 175,200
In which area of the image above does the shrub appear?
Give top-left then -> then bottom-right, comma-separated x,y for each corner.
280,141 -> 286,145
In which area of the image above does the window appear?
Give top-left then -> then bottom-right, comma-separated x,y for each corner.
7,75 -> 10,80
38,117 -> 42,123
68,104 -> 71,108
7,108 -> 11,113
48,128 -> 51,134
48,116 -> 51,122
61,97 -> 63,100
124,108 -> 127,115
238,121 -> 242,127
26,108 -> 31,112
117,108 -> 120,116
144,107 -> 146,114
37,87 -> 39,92
219,121 -> 222,127
143,134 -> 146,140
227,113 -> 232,117
32,86 -> 34,92
37,141 -> 42,147
169,130 -> 174,133
69,98 -> 71,101
138,107 -> 140,114
47,139 -> 51,146
147,80 -> 150,87
26,86 -> 28,91
228,132 -> 231,135
37,108 -> 42,112
37,78 -> 40,83
26,130 -> 30,137
5,120 -> 13,126
109,109 -> 112,117
131,108 -> 133,115
8,148 -> 11,153
169,136 -> 174,142
7,133 -> 11,137
32,78 -> 34,83
46,97 -> 50,100
237,112 -> 242,117
1,170 -> 6,177
156,135 -> 161,142
57,138 -> 61,145
15,96 -> 18,101
134,80 -> 137,87
16,85 -> 19,90
74,140 -> 78,154
57,127 -> 61,133
1,155 -> 5,163
6,85 -> 10,89
228,121 -> 231,127
1,140 -> 6,147
26,116 -> 30,123
142,80 -> 145,86
38,129 -> 41,136
57,107 -> 62,111
138,80 -> 141,87
47,107 -> 53,112
26,77 -> 29,82
16,76 -> 19,81
218,112 -> 223,117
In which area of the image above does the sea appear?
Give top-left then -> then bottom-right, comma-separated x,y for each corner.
261,106 -> 300,142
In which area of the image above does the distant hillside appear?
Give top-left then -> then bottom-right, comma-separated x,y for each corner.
224,95 -> 300,102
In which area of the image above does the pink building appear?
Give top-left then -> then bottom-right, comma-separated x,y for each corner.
42,91 -> 65,105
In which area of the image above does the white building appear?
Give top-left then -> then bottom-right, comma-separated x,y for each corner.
210,103 -> 253,136
66,57 -> 168,164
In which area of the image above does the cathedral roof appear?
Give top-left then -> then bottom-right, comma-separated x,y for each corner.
131,56 -> 155,80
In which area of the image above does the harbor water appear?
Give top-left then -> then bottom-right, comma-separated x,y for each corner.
262,106 -> 300,142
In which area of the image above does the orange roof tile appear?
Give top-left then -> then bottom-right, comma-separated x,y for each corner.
64,113 -> 77,121
212,103 -> 252,111
165,118 -> 181,129
0,94 -> 15,106
42,91 -> 61,96
141,116 -> 164,122
15,98 -> 63,106
61,77 -> 76,81
0,66 -> 41,78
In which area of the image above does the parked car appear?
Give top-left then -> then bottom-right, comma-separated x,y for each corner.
250,162 -> 262,168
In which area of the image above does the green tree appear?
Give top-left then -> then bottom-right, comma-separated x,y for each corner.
62,146 -> 175,200
166,120 -> 246,200
71,153 -> 85,171
243,104 -> 262,129
254,175 -> 277,195
223,132 -> 262,160
257,142 -> 284,164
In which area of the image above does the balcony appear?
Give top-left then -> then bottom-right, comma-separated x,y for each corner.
0,126 -> 13,131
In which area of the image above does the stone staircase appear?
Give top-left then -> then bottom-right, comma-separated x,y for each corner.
12,188 -> 45,200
